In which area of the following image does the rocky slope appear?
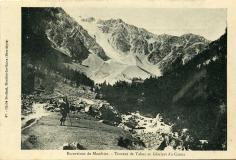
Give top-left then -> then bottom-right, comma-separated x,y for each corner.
45,9 -> 110,61
95,18 -> 210,73
72,16 -> 210,83
77,17 -> 160,84
22,8 -> 108,63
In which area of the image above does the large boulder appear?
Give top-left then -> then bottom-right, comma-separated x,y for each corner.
99,104 -> 121,125
117,136 -> 145,149
86,102 -> 122,126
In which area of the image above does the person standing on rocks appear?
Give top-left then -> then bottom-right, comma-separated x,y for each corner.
59,96 -> 70,126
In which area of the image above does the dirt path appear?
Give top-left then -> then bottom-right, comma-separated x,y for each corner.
21,110 -> 133,150
21,103 -> 52,130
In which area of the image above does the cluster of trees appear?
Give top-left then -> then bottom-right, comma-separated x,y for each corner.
22,62 -> 94,94
56,66 -> 94,87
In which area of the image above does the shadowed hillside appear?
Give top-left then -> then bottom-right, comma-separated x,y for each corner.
98,32 -> 227,150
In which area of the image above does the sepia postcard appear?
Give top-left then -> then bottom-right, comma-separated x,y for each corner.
0,0 -> 236,159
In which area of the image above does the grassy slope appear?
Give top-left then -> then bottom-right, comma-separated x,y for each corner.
21,112 -> 131,150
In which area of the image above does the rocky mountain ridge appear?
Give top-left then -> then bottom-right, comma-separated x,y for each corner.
95,18 -> 210,73
23,8 -> 211,84
27,8 -> 109,62
76,16 -> 211,83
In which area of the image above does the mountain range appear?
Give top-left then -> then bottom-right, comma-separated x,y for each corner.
22,8 -> 211,84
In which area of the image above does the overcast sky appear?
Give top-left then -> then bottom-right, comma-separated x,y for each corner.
64,8 -> 226,41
